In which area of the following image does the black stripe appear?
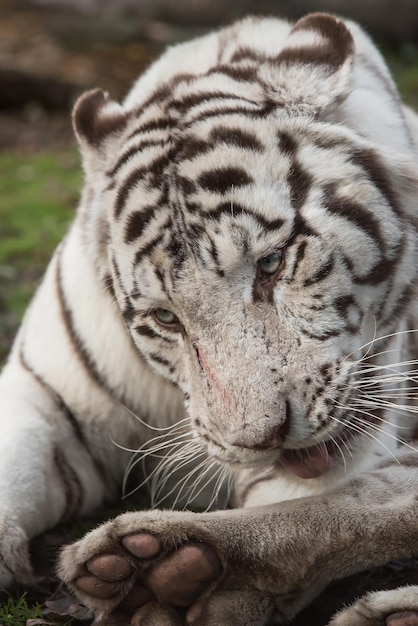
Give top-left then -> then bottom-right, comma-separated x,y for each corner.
54,446 -> 84,520
380,282 -> 416,328
103,273 -> 116,301
343,251 -> 398,286
278,132 -> 312,210
111,254 -> 126,296
114,151 -> 172,219
198,167 -> 253,194
287,162 -> 312,210
204,201 -> 285,232
177,174 -> 197,195
334,294 -> 362,333
303,254 -> 334,287
122,299 -> 136,324
350,149 -> 402,216
19,347 -> 113,493
148,352 -> 172,366
209,126 -> 263,152
179,126 -> 263,164
55,249 -> 139,415
124,205 -> 157,244
278,131 -> 298,158
19,347 -> 84,445
294,239 -> 308,270
133,231 -> 165,265
301,327 -> 342,341
147,352 -> 175,374
154,264 -> 168,294
132,83 -> 176,114
207,238 -> 225,277
285,239 -> 307,282
179,137 -> 211,161
323,184 -> 385,248
172,90 -> 260,113
229,46 -> 275,65
188,102 -> 274,125
126,117 -> 175,142
238,468 -> 279,505
56,252 -> 111,393
114,166 -> 150,219
107,138 -> 166,178
205,64 -> 258,84
135,324 -> 160,339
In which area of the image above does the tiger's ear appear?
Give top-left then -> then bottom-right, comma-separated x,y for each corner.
268,13 -> 355,116
72,89 -> 128,169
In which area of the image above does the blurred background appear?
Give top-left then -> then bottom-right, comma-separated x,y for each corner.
1,0 -> 418,363
0,2 -> 417,624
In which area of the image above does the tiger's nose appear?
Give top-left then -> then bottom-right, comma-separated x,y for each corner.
229,405 -> 290,451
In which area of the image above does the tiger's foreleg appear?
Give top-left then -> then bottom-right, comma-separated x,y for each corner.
0,353 -> 117,587
59,447 -> 418,625
0,230 -> 173,587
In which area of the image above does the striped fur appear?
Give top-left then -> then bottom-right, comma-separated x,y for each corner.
1,13 -> 418,623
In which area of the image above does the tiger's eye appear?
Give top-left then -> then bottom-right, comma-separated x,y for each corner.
258,251 -> 282,275
153,308 -> 179,327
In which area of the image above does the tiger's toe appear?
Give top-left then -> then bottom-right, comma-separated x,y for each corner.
143,542 -> 222,607
386,612 -> 418,626
87,554 -> 134,582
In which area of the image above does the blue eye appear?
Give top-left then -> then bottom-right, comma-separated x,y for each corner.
153,308 -> 179,327
258,251 -> 283,275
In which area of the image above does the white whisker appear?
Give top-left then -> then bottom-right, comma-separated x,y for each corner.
329,412 -> 402,466
334,402 -> 418,455
151,456 -> 207,509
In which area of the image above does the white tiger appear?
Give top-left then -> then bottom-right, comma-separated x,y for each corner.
0,12 -> 417,626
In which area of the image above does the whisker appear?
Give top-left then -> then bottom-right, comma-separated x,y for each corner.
334,402 -> 418,454
329,412 -> 402,466
175,459 -> 220,510
330,435 -> 348,472
150,455 -> 208,509
123,435 -> 194,483
151,450 -> 207,504
119,403 -> 190,433
204,465 -> 229,512
189,462 -> 225,511
344,328 -> 418,362
115,430 -> 191,456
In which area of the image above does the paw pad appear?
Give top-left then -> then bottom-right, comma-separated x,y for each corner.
87,554 -> 133,582
386,612 -> 418,626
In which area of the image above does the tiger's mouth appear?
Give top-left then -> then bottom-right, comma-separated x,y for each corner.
279,442 -> 335,478
279,428 -> 355,479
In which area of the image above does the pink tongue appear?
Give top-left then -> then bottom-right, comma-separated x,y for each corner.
280,445 -> 334,479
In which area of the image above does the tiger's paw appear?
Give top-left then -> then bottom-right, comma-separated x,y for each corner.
58,511 -> 225,625
328,586 -> 418,626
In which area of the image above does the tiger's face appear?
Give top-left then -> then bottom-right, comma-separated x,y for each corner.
104,116 -> 412,480
72,13 -> 418,480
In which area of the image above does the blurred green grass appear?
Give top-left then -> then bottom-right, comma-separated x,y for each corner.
0,151 -> 81,362
386,46 -> 418,110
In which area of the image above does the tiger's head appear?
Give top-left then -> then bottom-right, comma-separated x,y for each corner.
72,14 -> 418,482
